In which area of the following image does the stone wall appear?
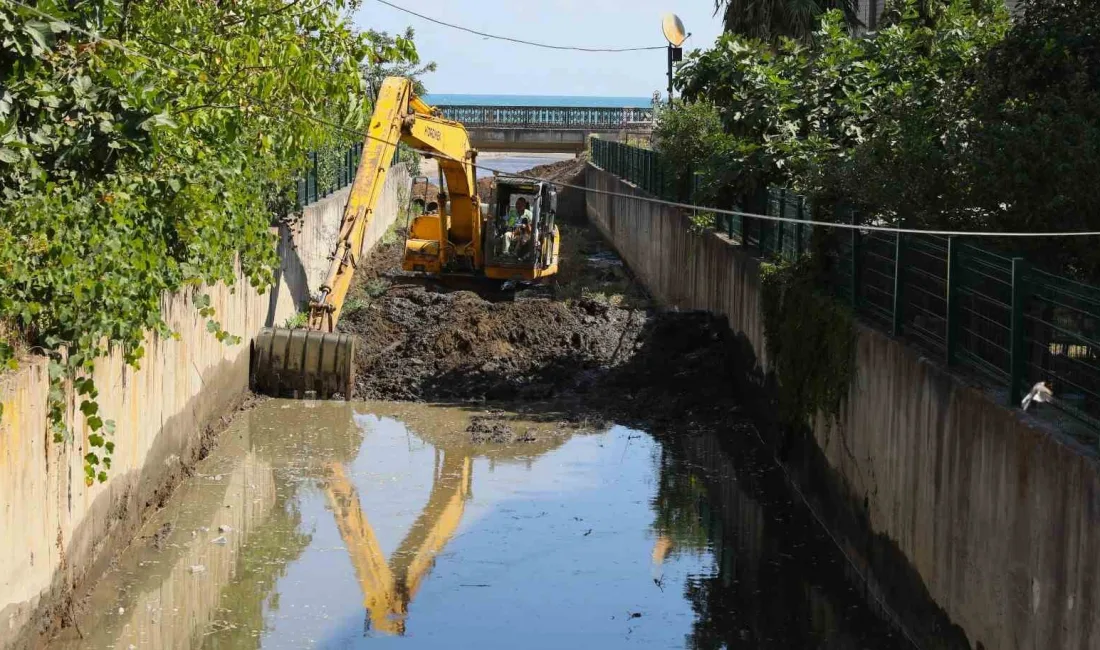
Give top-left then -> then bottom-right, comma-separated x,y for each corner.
0,165 -> 410,648
586,163 -> 1100,650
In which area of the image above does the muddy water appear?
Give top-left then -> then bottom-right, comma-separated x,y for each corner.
52,400 -> 908,649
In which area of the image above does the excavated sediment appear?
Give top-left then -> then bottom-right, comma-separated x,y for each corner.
340,157 -> 749,432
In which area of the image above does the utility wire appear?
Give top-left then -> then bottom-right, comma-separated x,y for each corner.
371,0 -> 665,52
8,0 -> 1100,239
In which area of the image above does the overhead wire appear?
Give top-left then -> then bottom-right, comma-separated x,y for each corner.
370,0 -> 665,52
7,0 -> 1100,239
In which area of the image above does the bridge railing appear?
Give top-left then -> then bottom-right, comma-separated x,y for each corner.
436,105 -> 654,129
592,139 -> 1100,436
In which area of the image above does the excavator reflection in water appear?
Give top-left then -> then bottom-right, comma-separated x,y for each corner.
322,451 -> 471,636
303,402 -> 572,637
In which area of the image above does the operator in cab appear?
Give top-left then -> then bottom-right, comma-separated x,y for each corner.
502,197 -> 533,254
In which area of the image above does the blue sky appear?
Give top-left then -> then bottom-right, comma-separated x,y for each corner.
354,0 -> 726,97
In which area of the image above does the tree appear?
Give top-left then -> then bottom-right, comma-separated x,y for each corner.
713,0 -> 862,42
0,0 -> 422,481
954,0 -> 1100,278
361,27 -> 436,102
672,0 -> 1007,214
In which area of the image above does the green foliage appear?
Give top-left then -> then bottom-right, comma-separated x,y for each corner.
341,295 -> 369,319
760,258 -> 855,425
651,101 -> 722,203
361,27 -> 435,100
954,0 -> 1100,278
0,0 -> 420,483
675,0 -> 1009,215
364,278 -> 390,299
283,311 -> 309,330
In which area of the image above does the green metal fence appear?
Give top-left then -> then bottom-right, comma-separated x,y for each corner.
591,139 -> 1100,435
294,143 -> 367,208
590,137 -> 685,202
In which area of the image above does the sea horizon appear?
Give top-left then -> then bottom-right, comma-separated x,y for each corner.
423,93 -> 653,108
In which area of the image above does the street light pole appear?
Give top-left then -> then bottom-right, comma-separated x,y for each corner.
662,13 -> 687,104
667,43 -> 682,102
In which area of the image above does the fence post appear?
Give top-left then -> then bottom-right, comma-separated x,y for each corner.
310,152 -> 318,204
645,150 -> 652,194
892,232 -> 906,336
1009,257 -> 1028,407
850,220 -> 861,310
795,197 -> 805,258
776,189 -> 787,258
946,237 -> 960,366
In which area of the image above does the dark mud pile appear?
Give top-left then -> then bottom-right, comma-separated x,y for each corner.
341,234 -> 647,402
341,155 -> 749,429
341,247 -> 747,433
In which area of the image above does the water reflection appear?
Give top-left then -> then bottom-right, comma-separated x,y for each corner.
651,432 -> 908,649
52,402 -> 911,649
51,404 -> 313,649
323,450 -> 471,635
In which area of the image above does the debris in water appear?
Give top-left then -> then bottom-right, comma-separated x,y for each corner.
189,565 -> 206,574
467,416 -> 517,444
211,536 -> 228,545
629,612 -> 642,619
118,607 -> 124,615
149,522 -> 173,550
219,525 -> 233,533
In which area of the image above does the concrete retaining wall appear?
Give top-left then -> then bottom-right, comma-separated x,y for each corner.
269,164 -> 411,323
0,165 -> 410,648
586,163 -> 1100,650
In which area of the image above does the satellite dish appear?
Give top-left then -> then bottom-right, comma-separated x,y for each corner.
661,13 -> 687,47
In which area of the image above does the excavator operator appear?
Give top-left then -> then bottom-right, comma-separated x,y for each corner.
502,197 -> 532,255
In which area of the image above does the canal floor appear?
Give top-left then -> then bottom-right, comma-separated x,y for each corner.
52,400 -> 909,649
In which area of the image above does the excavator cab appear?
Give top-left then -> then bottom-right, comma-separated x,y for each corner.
483,176 -> 560,280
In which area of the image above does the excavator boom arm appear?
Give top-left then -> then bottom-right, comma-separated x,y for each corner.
308,77 -> 479,332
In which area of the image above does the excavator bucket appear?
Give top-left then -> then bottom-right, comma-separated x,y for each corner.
251,327 -> 355,399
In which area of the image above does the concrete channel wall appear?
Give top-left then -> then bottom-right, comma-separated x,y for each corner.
0,164 -> 411,648
585,163 -> 1100,650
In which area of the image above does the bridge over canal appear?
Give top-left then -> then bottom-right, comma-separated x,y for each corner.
435,105 -> 654,153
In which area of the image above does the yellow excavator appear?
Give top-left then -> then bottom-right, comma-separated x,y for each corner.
251,76 -> 561,399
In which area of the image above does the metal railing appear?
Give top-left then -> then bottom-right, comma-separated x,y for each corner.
436,105 -> 654,130
589,138 -> 683,200
295,143 -> 365,208
592,139 -> 1100,435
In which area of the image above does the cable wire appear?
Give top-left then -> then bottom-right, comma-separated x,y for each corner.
371,0 -> 665,52
8,0 -> 1100,239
